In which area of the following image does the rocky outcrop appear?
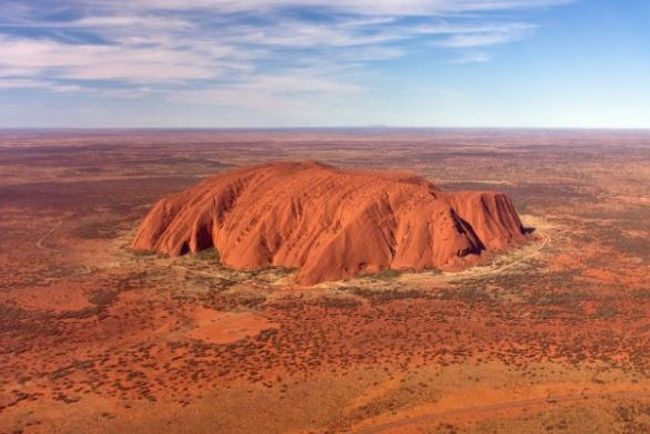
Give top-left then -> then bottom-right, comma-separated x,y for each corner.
132,162 -> 527,284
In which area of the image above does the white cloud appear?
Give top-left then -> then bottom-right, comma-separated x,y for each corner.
416,22 -> 535,35
246,74 -> 362,94
436,26 -> 534,47
66,15 -> 191,30
448,51 -> 492,63
0,35 -> 234,83
0,0 -> 574,117
176,68 -> 361,102
70,0 -> 573,15
5,15 -> 192,32
0,78 -> 83,92
171,64 -> 365,121
221,20 -> 404,48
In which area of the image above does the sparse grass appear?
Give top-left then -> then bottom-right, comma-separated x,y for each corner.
88,289 -> 118,308
193,248 -> 220,262
368,268 -> 402,280
526,287 -> 590,307
316,296 -> 362,309
345,287 -> 432,303
437,286 -> 492,304
131,249 -> 157,257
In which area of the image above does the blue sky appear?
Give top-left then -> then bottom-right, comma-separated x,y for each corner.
0,0 -> 648,128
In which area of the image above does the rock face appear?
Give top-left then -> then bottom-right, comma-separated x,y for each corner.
132,162 -> 527,284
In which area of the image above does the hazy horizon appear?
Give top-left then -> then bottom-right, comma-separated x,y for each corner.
2,126 -> 650,132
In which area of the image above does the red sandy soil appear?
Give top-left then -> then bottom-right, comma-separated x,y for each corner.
186,307 -> 278,345
0,130 -> 648,434
132,162 -> 526,284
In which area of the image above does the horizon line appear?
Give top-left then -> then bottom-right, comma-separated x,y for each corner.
1,126 -> 650,132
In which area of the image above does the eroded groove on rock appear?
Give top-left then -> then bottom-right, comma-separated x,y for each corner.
132,161 -> 528,284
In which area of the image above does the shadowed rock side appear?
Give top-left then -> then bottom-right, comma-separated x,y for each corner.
132,162 -> 527,284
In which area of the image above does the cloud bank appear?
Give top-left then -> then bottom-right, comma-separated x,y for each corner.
0,0 -> 573,119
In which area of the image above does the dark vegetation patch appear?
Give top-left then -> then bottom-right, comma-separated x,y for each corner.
192,247 -> 220,262
593,226 -> 649,260
0,176 -> 200,215
526,288 -> 591,308
436,286 -> 493,305
191,277 -> 237,294
0,143 -> 231,169
456,269 -> 579,294
315,297 -> 363,309
365,268 -> 402,280
71,217 -> 124,239
343,287 -> 434,304
581,206 -> 650,231
201,292 -> 267,311
131,250 -> 158,257
88,290 -> 118,308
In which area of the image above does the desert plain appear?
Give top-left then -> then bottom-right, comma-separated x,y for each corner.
0,128 -> 648,433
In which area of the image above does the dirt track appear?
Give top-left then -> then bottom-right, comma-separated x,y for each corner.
35,217 -> 64,251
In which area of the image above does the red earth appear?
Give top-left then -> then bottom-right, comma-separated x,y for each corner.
0,129 -> 648,433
